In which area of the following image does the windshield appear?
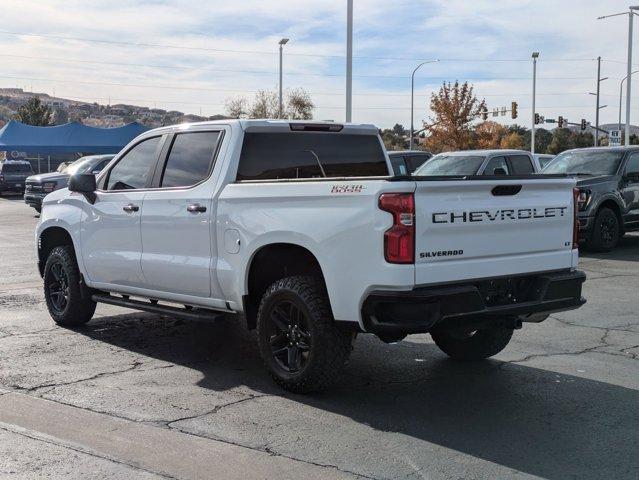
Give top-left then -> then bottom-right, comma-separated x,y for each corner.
543,150 -> 623,175
65,157 -> 99,175
2,163 -> 32,173
414,154 -> 485,176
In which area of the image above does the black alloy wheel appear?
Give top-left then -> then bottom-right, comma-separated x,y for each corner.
266,299 -> 313,374
47,261 -> 70,315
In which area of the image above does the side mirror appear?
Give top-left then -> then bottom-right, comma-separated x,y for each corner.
625,171 -> 639,182
493,167 -> 508,176
68,173 -> 97,204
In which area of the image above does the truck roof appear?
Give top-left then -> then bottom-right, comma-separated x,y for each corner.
146,119 -> 379,136
438,149 -> 532,156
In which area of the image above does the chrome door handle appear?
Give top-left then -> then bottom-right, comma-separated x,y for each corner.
122,203 -> 139,213
187,203 -> 207,213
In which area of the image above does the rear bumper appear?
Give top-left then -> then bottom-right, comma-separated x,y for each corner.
361,269 -> 586,335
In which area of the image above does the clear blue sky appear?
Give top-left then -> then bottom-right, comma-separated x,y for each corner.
0,0 -> 637,128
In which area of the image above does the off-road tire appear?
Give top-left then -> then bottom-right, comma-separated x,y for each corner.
588,207 -> 620,253
43,245 -> 96,327
431,326 -> 514,361
256,275 -> 353,393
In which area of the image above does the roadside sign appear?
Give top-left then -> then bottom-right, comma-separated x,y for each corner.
609,129 -> 621,146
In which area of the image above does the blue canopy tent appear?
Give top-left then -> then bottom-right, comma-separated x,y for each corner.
0,120 -> 148,154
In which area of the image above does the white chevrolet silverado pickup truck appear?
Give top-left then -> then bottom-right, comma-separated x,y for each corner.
36,120 -> 586,392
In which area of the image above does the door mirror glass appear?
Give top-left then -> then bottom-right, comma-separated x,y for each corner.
68,173 -> 97,204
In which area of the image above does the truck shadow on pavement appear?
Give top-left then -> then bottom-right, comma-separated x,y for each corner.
78,313 -> 638,480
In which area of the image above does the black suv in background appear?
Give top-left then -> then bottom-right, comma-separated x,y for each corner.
387,150 -> 432,175
543,146 -> 639,251
0,160 -> 33,195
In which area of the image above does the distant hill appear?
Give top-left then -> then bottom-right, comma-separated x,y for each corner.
0,88 -> 228,128
568,122 -> 639,136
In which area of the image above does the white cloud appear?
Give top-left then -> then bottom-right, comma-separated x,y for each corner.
0,0 -> 636,128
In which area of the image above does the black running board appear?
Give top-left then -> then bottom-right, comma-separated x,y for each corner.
91,294 -> 225,322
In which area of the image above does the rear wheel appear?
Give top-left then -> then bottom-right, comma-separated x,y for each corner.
43,245 -> 96,327
256,276 -> 353,393
587,207 -> 620,252
431,326 -> 514,361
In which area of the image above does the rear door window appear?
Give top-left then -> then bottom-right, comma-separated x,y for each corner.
237,132 -> 388,180
405,154 -> 431,172
509,155 -> 535,174
160,131 -> 221,188
483,156 -> 509,175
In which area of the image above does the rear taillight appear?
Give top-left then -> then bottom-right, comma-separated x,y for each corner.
573,187 -> 580,249
379,193 -> 415,264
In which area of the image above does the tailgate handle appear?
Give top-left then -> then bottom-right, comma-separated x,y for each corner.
492,185 -> 522,196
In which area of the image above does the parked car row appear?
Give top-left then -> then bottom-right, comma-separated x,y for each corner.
24,155 -> 113,213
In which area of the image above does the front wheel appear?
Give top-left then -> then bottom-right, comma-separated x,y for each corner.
431,326 -> 514,361
256,276 -> 353,393
43,245 -> 96,327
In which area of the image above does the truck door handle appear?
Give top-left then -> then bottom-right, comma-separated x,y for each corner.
122,203 -> 139,213
187,203 -> 207,213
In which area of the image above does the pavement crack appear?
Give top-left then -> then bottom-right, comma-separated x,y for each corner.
165,394 -> 268,428
12,361 -> 145,393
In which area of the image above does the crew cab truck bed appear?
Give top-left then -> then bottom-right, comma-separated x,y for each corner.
36,120 -> 586,393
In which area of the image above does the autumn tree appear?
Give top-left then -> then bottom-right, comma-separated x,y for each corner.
475,121 -> 507,149
500,132 -> 525,149
225,88 -> 314,120
423,81 -> 486,152
14,97 -> 52,126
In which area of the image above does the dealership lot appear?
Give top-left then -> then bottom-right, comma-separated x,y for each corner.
0,196 -> 637,480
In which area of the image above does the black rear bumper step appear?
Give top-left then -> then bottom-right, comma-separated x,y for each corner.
91,294 -> 225,322
362,269 -> 586,335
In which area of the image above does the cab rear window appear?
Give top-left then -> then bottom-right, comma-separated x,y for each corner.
236,132 -> 388,180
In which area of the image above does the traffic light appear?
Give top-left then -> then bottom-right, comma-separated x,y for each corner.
511,101 -> 518,119
558,116 -> 564,128
481,105 -> 488,121
580,119 -> 587,130
534,113 -> 540,125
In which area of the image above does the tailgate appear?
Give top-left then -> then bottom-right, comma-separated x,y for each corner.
413,177 -> 577,285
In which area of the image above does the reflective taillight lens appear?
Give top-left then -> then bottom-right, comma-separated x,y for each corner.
573,187 -> 580,249
379,193 -> 415,264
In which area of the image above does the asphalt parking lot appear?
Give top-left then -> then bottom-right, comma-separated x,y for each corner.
0,195 -> 637,480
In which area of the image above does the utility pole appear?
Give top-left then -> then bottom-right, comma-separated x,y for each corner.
531,52 -> 539,154
278,38 -> 289,119
594,56 -> 608,146
346,0 -> 353,123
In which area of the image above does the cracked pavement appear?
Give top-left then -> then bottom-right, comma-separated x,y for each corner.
0,196 -> 638,480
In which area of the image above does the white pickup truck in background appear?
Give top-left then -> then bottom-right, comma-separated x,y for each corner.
36,120 -> 586,392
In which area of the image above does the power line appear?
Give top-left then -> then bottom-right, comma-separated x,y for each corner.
0,29 -> 603,63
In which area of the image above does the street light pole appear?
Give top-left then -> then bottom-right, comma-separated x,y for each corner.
410,59 -> 439,150
278,38 -> 289,119
619,70 -> 639,130
346,0 -> 353,123
531,52 -> 539,154
599,8 -> 639,145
